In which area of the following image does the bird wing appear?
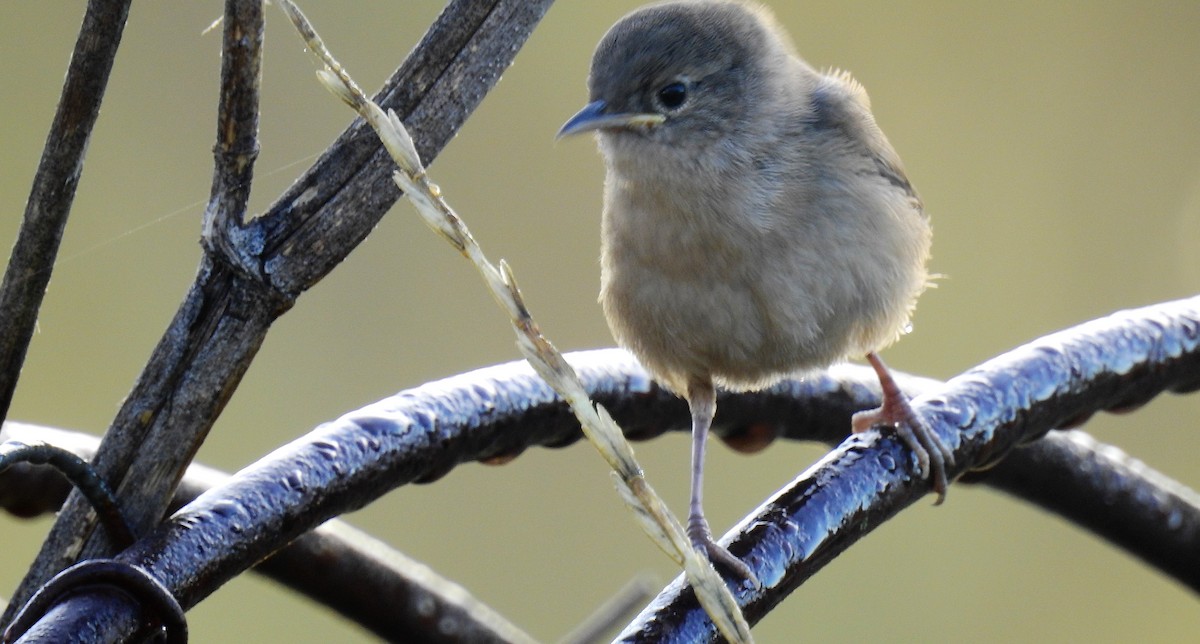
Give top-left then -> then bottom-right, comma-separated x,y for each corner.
807,70 -> 924,212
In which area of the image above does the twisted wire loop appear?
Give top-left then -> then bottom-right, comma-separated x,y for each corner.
0,441 -> 134,547
3,559 -> 186,644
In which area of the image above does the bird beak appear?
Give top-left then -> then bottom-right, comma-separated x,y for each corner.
556,100 -> 665,138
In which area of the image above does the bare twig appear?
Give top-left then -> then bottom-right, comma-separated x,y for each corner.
0,0 -> 131,423
6,0 -> 555,625
201,0 -> 264,268
4,4 -> 276,619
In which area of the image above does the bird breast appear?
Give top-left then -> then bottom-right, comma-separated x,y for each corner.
597,149 -> 929,395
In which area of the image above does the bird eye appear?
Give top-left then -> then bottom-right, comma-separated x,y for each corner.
655,82 -> 688,110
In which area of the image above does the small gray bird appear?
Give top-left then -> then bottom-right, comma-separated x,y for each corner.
559,0 -> 953,580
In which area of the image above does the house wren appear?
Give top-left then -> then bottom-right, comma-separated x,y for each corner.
559,0 -> 953,580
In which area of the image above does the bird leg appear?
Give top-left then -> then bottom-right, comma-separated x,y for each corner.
686,379 -> 757,585
852,352 -> 954,503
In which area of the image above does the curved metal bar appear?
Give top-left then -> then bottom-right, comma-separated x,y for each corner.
8,296 -> 1199,641
0,423 -> 535,643
617,296 -> 1200,641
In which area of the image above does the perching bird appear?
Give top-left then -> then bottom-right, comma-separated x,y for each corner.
558,0 -> 953,580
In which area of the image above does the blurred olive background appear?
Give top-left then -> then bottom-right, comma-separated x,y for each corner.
1,1 -> 1199,642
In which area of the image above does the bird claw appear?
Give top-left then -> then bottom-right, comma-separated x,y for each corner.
688,515 -> 760,588
852,389 -> 954,504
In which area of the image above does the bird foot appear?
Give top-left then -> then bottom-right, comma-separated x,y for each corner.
687,515 -> 759,588
853,355 -> 954,504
